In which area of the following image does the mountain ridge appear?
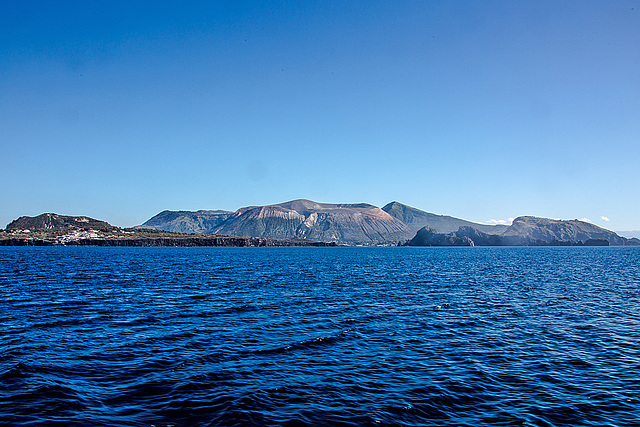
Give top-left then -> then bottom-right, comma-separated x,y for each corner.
382,201 -> 508,235
139,199 -> 511,244
139,209 -> 233,234
5,201 -> 635,246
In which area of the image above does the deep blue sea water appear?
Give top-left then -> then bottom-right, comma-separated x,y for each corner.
1,246 -> 639,426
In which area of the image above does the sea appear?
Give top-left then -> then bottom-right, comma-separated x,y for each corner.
1,246 -> 639,426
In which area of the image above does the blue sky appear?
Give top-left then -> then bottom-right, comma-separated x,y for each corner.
2,1 -> 639,231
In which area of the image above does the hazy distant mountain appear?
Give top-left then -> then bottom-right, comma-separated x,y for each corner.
6,213 -> 117,232
382,201 -> 508,234
616,230 -> 640,239
139,210 -> 233,234
212,199 -> 412,244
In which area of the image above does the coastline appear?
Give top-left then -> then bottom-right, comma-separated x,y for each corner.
0,236 -> 335,247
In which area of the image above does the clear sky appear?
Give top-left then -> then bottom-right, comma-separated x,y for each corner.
2,1 -> 639,231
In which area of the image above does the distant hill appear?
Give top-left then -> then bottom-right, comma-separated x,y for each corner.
213,199 -> 412,244
503,216 -> 627,245
6,213 -> 117,232
139,210 -> 233,234
382,201 -> 508,234
408,216 -> 633,246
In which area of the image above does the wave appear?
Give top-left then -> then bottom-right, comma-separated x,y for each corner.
252,329 -> 356,355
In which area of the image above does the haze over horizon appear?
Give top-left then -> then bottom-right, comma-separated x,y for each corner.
2,1 -> 639,231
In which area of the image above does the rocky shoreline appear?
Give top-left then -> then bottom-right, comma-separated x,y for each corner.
0,236 -> 336,247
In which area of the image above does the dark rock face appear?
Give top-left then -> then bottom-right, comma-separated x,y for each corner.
212,199 -> 413,244
382,201 -> 507,234
139,210 -> 233,234
407,226 -> 473,246
6,213 -> 116,232
584,239 -> 609,246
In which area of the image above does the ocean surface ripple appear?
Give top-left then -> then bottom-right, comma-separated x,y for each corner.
1,246 -> 639,426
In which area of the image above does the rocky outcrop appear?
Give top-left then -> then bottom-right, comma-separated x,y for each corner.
382,201 -> 507,234
6,213 -> 117,232
407,226 -> 474,246
138,210 -> 232,234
